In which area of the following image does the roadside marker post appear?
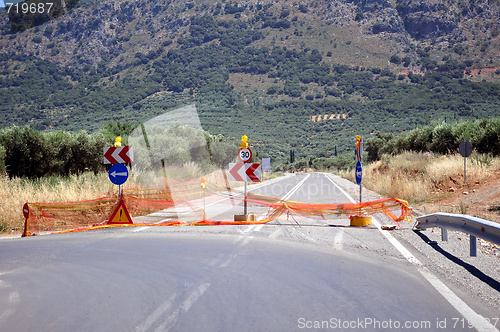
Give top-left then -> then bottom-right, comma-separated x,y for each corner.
242,135 -> 249,216
355,135 -> 363,203
459,140 -> 473,185
351,135 -> 371,227
230,135 -> 261,222
104,137 -> 134,223
22,203 -> 30,237
201,176 -> 207,220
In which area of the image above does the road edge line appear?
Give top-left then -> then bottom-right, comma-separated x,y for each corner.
323,173 -> 498,332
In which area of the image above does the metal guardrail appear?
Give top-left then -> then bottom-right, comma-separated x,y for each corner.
415,213 -> 500,257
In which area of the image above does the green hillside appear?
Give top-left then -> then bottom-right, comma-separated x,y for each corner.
0,0 -> 499,163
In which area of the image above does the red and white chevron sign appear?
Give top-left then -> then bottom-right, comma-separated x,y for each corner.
103,146 -> 134,164
229,163 -> 261,182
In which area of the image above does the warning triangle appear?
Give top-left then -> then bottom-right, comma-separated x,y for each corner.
107,198 -> 133,224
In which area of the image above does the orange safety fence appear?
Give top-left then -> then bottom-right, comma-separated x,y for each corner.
22,180 -> 413,236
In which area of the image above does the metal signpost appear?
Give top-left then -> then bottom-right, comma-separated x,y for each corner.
229,135 -> 262,219
241,135 -> 250,215
459,140 -> 473,184
104,136 -> 134,197
355,136 -> 363,202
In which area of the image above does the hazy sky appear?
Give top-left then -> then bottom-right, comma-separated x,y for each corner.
2,1 -> 27,8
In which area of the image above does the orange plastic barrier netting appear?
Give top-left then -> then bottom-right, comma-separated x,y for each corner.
22,188 -> 178,237
22,180 -> 413,236
244,190 -> 413,225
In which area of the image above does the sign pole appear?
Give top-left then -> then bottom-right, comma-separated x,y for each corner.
240,135 -> 250,217
200,176 -> 207,220
360,184 -> 362,203
459,140 -> 473,186
464,156 -> 467,184
355,135 -> 363,203
244,180 -> 248,216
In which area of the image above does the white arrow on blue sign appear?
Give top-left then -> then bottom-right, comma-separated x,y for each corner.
109,163 -> 129,185
355,161 -> 362,185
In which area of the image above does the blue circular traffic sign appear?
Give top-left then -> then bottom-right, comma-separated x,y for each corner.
355,161 -> 362,185
109,163 -> 129,185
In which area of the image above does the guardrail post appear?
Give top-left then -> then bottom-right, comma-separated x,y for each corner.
441,228 -> 448,242
470,235 -> 477,257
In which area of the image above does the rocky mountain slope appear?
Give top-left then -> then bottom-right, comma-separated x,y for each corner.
0,0 -> 499,161
1,0 -> 498,73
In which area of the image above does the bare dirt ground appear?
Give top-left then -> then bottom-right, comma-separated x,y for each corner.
414,169 -> 500,223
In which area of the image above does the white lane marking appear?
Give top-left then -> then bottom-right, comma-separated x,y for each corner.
269,228 -> 283,239
243,224 -> 256,233
132,226 -> 149,232
333,229 -> 344,251
154,283 -> 210,332
232,236 -> 243,244
135,293 -> 177,332
132,219 -> 168,232
137,176 -> 318,330
0,277 -> 19,323
132,175 -> 292,232
253,224 -> 264,232
280,174 -> 311,202
323,173 -> 499,332
278,174 -> 319,242
200,174 -> 293,209
239,237 -> 251,248
220,255 -> 234,268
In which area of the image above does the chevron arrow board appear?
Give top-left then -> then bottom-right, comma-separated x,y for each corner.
229,163 -> 262,182
103,146 -> 134,164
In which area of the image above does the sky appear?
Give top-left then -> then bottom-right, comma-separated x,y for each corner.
1,1 -> 27,8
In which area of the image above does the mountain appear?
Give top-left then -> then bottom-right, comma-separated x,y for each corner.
0,0 -> 499,161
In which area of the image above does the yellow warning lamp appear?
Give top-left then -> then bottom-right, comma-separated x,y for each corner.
241,135 -> 248,149
356,135 -> 361,148
114,136 -> 122,148
200,176 -> 206,189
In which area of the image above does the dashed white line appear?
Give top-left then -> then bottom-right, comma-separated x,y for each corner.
280,174 -> 311,202
269,228 -> 283,239
333,229 -> 344,251
154,283 -> 210,332
253,224 -> 264,232
243,224 -> 257,233
135,293 -> 176,332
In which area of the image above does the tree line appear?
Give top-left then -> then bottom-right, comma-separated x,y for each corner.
365,117 -> 500,162
0,122 -> 237,179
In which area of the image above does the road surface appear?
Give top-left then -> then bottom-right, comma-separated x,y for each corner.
1,173 -> 499,331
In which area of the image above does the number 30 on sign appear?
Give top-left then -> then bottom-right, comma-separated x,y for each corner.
239,148 -> 252,163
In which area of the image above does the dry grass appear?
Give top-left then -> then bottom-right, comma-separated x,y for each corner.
0,164 -> 281,234
0,173 -> 118,233
341,152 -> 500,203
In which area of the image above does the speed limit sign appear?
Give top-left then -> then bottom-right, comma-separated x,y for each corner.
239,148 -> 252,163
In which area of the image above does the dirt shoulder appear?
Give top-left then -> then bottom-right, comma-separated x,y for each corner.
413,169 -> 500,223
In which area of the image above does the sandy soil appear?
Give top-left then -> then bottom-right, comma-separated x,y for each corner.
414,169 -> 500,223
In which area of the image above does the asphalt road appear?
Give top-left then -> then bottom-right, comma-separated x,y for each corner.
0,173 -> 499,331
